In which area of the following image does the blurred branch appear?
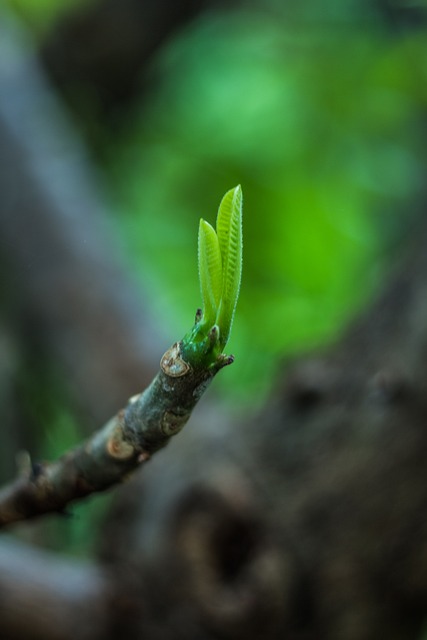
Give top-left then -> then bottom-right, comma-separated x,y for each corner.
0,11 -> 166,425
0,537 -> 110,640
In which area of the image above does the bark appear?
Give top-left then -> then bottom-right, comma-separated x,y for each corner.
0,338 -> 232,526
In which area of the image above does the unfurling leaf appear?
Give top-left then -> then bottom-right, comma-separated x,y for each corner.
216,185 -> 243,347
189,185 -> 243,362
198,219 -> 223,327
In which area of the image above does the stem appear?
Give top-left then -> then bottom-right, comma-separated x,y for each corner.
0,339 -> 233,527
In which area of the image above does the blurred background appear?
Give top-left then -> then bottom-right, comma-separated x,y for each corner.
1,0 -> 427,553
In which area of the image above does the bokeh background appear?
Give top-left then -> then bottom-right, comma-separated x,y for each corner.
1,0 -> 427,552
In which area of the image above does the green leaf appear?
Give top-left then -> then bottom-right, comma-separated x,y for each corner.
198,219 -> 223,327
216,185 -> 243,346
184,186 -> 242,364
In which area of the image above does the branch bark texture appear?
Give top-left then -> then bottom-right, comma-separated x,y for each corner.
0,340 -> 231,526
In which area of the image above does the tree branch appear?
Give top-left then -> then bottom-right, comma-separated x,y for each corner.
0,339 -> 232,527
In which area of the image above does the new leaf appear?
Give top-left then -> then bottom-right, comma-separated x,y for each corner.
198,219 -> 223,328
216,185 -> 243,348
194,185 -> 242,358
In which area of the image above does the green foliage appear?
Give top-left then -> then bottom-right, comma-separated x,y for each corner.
197,186 -> 243,349
198,219 -> 222,329
216,186 -> 243,348
181,186 -> 242,369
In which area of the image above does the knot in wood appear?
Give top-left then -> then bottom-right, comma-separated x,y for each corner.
161,409 -> 189,436
160,342 -> 191,377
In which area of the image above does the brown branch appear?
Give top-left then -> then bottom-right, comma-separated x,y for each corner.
0,339 -> 232,527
